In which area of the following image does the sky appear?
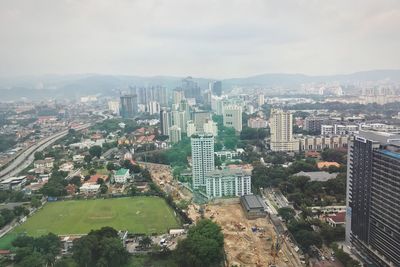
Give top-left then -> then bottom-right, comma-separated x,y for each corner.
0,0 -> 400,79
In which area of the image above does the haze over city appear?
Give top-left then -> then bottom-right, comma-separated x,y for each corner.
1,0 -> 400,78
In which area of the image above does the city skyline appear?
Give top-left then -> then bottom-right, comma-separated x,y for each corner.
1,0 -> 400,78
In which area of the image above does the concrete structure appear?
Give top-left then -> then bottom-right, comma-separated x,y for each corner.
191,133 -> 215,189
223,105 -> 243,132
209,81 -> 222,96
298,135 -> 349,151
292,171 -> 338,182
346,131 -> 400,266
193,111 -> 211,132
120,94 -> 138,118
269,108 -> 298,152
186,120 -> 196,137
203,119 -> 218,136
0,176 -> 26,191
147,101 -> 160,115
205,168 -> 251,198
304,116 -> 327,134
160,109 -> 171,136
169,125 -> 182,144
80,184 -> 101,194
258,94 -> 265,106
248,117 -> 268,129
107,100 -> 120,114
240,195 -> 268,219
214,150 -> 239,160
113,168 -> 130,183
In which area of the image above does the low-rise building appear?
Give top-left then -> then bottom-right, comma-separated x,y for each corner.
0,176 -> 27,191
214,150 -> 239,160
113,168 -> 130,183
79,184 -> 100,194
240,195 -> 268,219
326,211 -> 346,227
205,168 -> 251,198
33,158 -> 54,169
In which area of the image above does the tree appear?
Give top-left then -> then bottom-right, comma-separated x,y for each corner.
106,162 -> 116,171
175,219 -> 224,267
89,146 -> 102,158
34,151 -> 44,160
128,185 -> 138,196
13,206 -> 29,217
84,155 -> 92,164
72,227 -> 129,267
100,184 -> 108,194
139,236 -> 152,249
278,207 -> 296,222
69,176 -> 82,187
16,251 -> 45,267
30,197 -> 41,208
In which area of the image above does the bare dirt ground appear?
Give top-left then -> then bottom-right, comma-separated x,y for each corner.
139,162 -> 192,201
204,203 -> 298,267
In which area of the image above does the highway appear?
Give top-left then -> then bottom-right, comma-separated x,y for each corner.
0,123 -> 92,180
0,109 -> 112,180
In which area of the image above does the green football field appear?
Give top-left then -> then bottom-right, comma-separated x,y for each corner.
13,197 -> 180,237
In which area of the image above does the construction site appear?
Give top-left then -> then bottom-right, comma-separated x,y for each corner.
203,202 -> 303,267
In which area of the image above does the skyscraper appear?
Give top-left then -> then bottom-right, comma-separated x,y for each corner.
120,94 -> 138,118
209,81 -> 222,96
269,108 -> 298,151
193,111 -> 211,132
223,105 -> 242,132
182,77 -> 201,102
169,125 -> 182,144
346,131 -> 400,266
160,109 -> 171,136
191,133 -> 215,189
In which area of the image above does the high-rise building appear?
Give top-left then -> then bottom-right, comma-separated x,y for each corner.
187,120 -> 196,137
160,109 -> 171,136
205,168 -> 251,199
147,101 -> 160,115
137,86 -> 168,106
304,116 -> 327,134
346,131 -> 400,266
203,119 -> 218,136
211,96 -> 225,115
120,94 -> 138,118
182,77 -> 201,102
169,125 -> 182,144
173,89 -> 184,105
209,81 -> 222,96
107,100 -> 120,114
258,94 -> 265,106
223,105 -> 242,132
191,133 -> 215,189
269,108 -> 298,151
248,117 -> 268,129
193,111 -> 211,132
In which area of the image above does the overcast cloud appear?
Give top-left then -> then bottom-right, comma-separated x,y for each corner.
0,0 -> 399,78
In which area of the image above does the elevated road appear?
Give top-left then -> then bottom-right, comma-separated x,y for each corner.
0,123 -> 91,180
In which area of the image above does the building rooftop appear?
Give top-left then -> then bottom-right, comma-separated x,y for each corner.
206,168 -> 251,177
241,195 -> 267,210
293,171 -> 338,182
115,168 -> 129,176
379,149 -> 400,160
357,130 -> 400,145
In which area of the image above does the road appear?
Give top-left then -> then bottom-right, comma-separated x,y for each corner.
0,123 -> 92,180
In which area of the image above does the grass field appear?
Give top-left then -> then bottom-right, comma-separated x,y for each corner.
12,196 -> 180,237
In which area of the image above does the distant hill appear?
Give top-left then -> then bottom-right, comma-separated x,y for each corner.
1,69 -> 399,101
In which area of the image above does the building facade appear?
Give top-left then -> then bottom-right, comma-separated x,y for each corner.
269,108 -> 298,152
205,169 -> 251,198
120,94 -> 138,118
223,105 -> 243,132
169,125 -> 182,144
346,131 -> 400,266
191,133 -> 215,189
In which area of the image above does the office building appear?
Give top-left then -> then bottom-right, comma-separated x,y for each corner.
191,133 -> 215,189
223,105 -> 243,132
137,86 -> 168,106
203,119 -> 218,136
205,168 -> 251,198
269,108 -> 298,151
211,96 -> 225,115
209,81 -> 222,96
160,109 -> 171,136
346,131 -> 400,266
120,94 -> 138,118
107,100 -> 120,115
169,125 -> 182,144
173,89 -> 184,105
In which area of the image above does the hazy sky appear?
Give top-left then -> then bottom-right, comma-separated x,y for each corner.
1,0 -> 400,78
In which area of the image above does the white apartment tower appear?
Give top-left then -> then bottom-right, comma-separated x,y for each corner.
191,133 -> 215,189
223,105 -> 243,132
203,119 -> 218,136
187,120 -> 197,137
269,108 -> 299,152
169,125 -> 182,144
